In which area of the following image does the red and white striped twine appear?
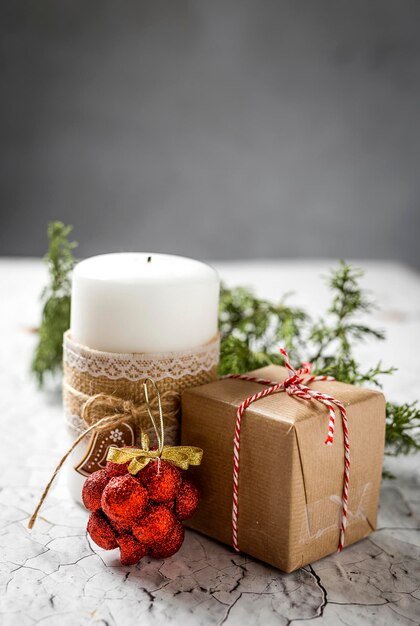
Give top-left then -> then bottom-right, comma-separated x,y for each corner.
225,347 -> 350,553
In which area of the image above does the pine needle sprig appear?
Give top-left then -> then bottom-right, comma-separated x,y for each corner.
386,402 -> 420,455
31,222 -> 77,386
311,356 -> 396,388
218,286 -> 307,375
308,261 -> 385,366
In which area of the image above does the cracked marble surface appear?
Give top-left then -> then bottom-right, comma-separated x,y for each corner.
1,259 -> 419,626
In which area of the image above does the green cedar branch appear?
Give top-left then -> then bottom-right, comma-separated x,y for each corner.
32,224 -> 419,455
31,222 -> 77,386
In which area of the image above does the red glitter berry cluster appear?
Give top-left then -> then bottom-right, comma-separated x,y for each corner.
82,458 -> 200,565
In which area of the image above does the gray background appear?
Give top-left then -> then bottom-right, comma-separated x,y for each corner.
1,0 -> 419,265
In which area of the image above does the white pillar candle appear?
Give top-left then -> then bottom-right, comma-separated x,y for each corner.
66,252 -> 220,505
70,252 -> 220,353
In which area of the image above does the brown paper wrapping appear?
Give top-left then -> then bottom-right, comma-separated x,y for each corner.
181,364 -> 386,572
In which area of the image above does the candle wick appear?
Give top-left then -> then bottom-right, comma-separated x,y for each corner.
147,256 -> 152,263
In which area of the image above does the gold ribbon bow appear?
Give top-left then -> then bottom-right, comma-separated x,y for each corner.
107,439 -> 203,474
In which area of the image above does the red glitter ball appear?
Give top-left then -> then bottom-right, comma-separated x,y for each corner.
105,446 -> 138,478
87,510 -> 118,550
132,505 -> 177,546
139,460 -> 181,503
109,518 -> 133,536
175,478 -> 200,520
101,474 -> 148,524
117,534 -> 147,566
105,460 -> 130,478
148,519 -> 185,559
82,469 -> 110,512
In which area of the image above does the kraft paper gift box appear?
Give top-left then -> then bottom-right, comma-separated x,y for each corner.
181,364 -> 386,573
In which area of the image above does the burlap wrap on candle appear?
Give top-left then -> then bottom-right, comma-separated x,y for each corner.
63,330 -> 220,474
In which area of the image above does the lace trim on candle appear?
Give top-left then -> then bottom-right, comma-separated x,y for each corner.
63,331 -> 220,382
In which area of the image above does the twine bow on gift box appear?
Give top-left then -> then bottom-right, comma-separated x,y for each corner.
225,347 -> 350,553
28,378 -> 202,529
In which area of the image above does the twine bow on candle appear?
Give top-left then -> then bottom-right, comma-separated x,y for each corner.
28,378 -> 202,530
80,388 -> 179,431
106,378 -> 203,474
225,347 -> 350,553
